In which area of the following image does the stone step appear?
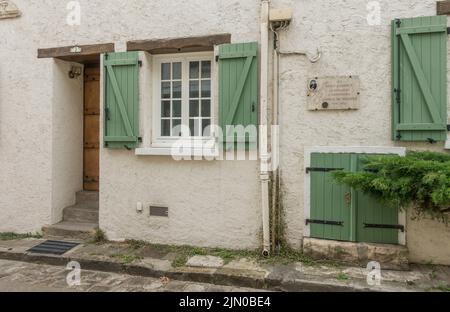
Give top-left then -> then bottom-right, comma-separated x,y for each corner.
42,221 -> 98,240
76,191 -> 99,204
63,206 -> 99,223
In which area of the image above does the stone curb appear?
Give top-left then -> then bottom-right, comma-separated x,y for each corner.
0,250 -> 389,292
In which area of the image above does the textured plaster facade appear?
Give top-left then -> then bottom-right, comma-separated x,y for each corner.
275,0 -> 450,264
0,0 -> 450,262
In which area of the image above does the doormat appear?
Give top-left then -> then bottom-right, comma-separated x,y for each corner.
27,240 -> 79,255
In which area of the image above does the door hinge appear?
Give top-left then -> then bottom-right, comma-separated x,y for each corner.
363,223 -> 404,232
306,167 -> 344,174
306,219 -> 344,226
394,88 -> 401,104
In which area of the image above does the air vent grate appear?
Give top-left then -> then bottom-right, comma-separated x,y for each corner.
150,206 -> 169,217
27,240 -> 79,255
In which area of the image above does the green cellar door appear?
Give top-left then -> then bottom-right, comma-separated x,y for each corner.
309,153 -> 399,245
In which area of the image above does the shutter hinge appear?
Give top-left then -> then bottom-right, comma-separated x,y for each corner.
215,55 -> 220,62
306,219 -> 344,226
447,27 -> 450,35
364,223 -> 404,232
138,137 -> 143,143
394,88 -> 401,104
138,60 -> 143,67
395,18 -> 401,27
427,138 -> 437,144
306,167 -> 344,174
447,124 -> 450,131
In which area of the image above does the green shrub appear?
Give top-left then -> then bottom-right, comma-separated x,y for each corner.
332,151 -> 450,222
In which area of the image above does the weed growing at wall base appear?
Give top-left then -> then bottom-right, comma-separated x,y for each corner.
0,232 -> 42,240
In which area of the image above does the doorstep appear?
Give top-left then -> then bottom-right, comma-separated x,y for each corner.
303,238 -> 409,271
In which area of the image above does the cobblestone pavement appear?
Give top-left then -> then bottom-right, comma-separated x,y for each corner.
0,259 -> 266,292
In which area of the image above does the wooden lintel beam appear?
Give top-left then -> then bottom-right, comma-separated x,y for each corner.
127,33 -> 231,54
437,1 -> 450,15
38,43 -> 115,60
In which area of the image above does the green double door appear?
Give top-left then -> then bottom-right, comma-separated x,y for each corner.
309,153 -> 400,245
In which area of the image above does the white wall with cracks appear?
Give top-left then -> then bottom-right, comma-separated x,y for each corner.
0,0 -> 450,262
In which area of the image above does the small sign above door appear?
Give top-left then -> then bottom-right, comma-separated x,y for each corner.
307,76 -> 360,110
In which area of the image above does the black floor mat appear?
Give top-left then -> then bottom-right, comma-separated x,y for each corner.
27,240 -> 79,255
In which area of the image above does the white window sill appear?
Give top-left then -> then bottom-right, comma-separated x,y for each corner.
135,147 -> 219,157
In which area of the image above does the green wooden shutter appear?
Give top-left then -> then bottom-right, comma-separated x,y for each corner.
310,153 -> 400,244
355,155 -> 399,245
392,16 -> 448,142
218,42 -> 258,143
103,51 -> 139,149
310,153 -> 353,242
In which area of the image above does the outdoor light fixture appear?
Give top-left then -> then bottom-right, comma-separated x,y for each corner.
68,66 -> 82,79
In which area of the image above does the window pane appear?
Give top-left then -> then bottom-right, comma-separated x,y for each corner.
161,82 -> 171,99
189,81 -> 199,98
202,119 -> 211,136
161,119 -> 170,136
189,61 -> 199,79
172,62 -> 182,80
201,61 -> 211,78
172,119 -> 182,136
161,63 -> 170,80
189,100 -> 199,117
201,80 -> 211,98
172,100 -> 181,117
201,100 -> 211,117
189,119 -> 199,136
172,81 -> 182,98
161,101 -> 171,117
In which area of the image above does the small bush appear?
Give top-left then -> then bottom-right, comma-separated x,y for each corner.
92,228 -> 107,244
333,151 -> 450,222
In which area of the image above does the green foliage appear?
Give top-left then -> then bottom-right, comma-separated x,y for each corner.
111,253 -> 142,264
332,151 -> 450,222
91,228 -> 107,244
336,272 -> 350,281
0,232 -> 42,241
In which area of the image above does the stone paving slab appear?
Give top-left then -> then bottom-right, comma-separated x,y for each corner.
0,238 -> 449,292
0,259 -> 263,292
186,255 -> 224,268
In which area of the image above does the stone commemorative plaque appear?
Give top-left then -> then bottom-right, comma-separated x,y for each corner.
307,76 -> 360,110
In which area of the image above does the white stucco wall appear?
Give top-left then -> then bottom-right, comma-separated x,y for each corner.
1,0 -> 450,262
51,60 -> 84,224
0,8 -> 53,233
274,0 -> 450,264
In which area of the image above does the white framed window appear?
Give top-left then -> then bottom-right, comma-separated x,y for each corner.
151,52 -> 215,147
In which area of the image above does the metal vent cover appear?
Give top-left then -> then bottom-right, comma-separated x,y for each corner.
150,206 -> 169,217
27,240 -> 79,255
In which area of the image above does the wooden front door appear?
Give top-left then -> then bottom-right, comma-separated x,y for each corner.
83,66 -> 100,191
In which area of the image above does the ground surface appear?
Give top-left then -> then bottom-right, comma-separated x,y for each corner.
1,238 -> 450,292
0,259 -> 265,292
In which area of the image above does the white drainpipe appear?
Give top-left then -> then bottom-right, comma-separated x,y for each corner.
260,0 -> 270,256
